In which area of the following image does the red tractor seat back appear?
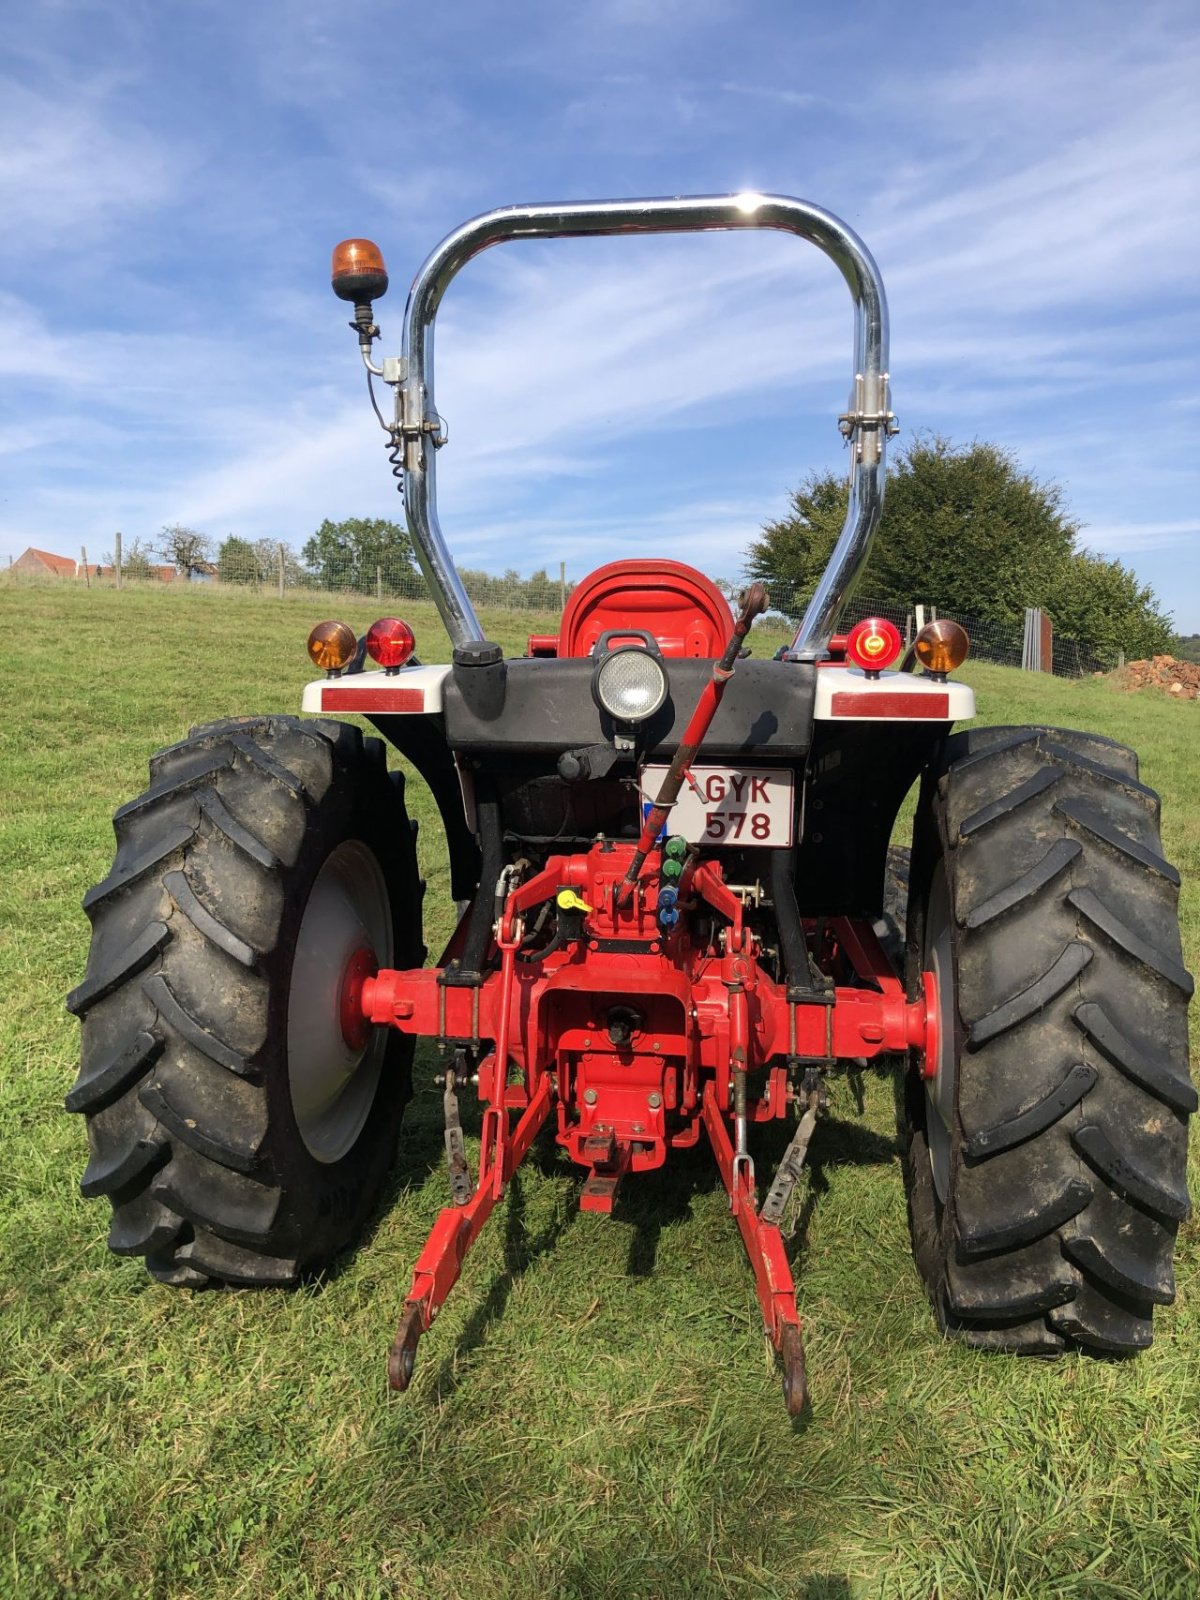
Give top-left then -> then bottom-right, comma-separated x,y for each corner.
555,560 -> 734,659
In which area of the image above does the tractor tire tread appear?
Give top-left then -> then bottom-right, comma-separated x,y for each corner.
1066,886 -> 1194,994
901,723 -> 1193,1360
961,838 -> 1081,929
83,815 -> 199,916
143,971 -> 254,1077
65,1028 -> 162,1115
957,767 -> 1061,838
965,941 -> 1092,1048
66,922 -> 171,1017
69,714 -> 421,1288
196,789 -> 281,870
964,1061 -> 1097,1159
1052,796 -> 1180,884
1072,1001 -> 1197,1114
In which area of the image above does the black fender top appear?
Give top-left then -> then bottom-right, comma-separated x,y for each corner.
441,657 -> 817,761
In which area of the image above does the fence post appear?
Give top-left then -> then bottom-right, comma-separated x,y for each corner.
277,542 -> 285,600
81,546 -> 90,588
560,561 -> 566,611
115,531 -> 123,589
1117,648 -> 1125,669
1022,607 -> 1049,672
377,565 -> 383,602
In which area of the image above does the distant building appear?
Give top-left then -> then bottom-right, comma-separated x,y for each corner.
9,547 -> 213,584
12,547 -> 79,578
93,563 -> 181,583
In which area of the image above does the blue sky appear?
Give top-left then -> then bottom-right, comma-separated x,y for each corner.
2,0 -> 1198,628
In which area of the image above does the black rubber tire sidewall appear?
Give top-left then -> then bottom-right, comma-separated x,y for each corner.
258,754 -> 420,1265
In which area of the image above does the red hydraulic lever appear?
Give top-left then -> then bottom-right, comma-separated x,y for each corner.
618,582 -> 768,906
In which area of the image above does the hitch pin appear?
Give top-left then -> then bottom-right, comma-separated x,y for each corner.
732,1065 -> 754,1197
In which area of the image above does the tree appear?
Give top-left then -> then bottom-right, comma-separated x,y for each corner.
747,437 -> 1076,623
1051,550 -> 1173,667
302,517 -> 415,594
102,536 -> 155,580
745,470 -> 847,600
156,523 -> 214,579
254,538 -> 305,589
217,536 -> 305,588
745,436 -> 1170,665
217,536 -> 260,585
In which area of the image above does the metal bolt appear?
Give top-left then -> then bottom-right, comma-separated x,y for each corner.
583,1089 -> 598,1105
583,1036 -> 591,1047
648,1092 -> 663,1109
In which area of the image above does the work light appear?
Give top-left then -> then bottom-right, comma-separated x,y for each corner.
592,645 -> 668,724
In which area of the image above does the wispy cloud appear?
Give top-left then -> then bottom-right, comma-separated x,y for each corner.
719,82 -> 824,110
1078,519 -> 1198,556
0,75 -> 181,248
0,0 -> 1197,623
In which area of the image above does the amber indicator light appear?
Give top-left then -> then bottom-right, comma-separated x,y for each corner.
331,238 -> 389,304
914,619 -> 970,677
307,619 -> 357,672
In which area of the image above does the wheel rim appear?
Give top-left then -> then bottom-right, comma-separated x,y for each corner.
924,862 -> 956,1203
287,840 -> 393,1164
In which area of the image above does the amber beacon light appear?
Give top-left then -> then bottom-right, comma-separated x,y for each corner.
913,618 -> 970,678
331,238 -> 389,305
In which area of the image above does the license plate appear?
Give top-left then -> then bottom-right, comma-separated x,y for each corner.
639,765 -> 794,847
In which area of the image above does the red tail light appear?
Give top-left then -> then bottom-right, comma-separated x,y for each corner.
845,617 -> 902,675
365,617 -> 415,671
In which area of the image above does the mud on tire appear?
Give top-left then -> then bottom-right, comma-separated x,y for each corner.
67,715 -> 423,1287
900,725 -> 1194,1354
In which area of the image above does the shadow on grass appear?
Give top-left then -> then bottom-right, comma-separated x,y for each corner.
620,1114 -> 898,1281
422,1165 -> 580,1401
313,1042 -> 476,1287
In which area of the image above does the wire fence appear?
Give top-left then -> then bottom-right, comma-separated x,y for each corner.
5,550 -> 1111,678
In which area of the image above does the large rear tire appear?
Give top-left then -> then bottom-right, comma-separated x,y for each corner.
67,715 -> 423,1287
900,725 -> 1194,1353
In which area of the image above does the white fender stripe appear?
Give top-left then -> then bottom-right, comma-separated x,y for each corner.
300,663 -> 451,714
813,666 -> 974,721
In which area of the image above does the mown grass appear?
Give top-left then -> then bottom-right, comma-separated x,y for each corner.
0,580 -> 1196,1599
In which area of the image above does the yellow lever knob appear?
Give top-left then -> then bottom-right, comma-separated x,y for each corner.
556,889 -> 592,914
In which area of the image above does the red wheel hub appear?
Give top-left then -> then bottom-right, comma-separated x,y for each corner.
920,968 -> 941,1079
339,946 -> 379,1051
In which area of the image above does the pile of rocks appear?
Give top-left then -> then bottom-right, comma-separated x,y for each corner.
1110,655 -> 1200,700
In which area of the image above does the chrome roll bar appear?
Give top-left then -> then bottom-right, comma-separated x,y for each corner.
389,193 -> 894,655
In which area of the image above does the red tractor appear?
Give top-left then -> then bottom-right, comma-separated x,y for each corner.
68,196 -> 1194,1414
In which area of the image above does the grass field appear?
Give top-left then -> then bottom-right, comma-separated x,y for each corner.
1,580 -> 1196,1600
